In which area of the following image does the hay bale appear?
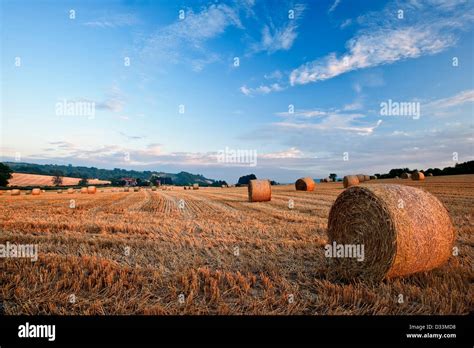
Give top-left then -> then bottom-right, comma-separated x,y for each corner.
327,184 -> 455,282
370,176 -> 377,180
193,183 -> 199,190
412,171 -> 425,181
87,186 -> 97,194
356,174 -> 365,182
124,187 -> 130,192
364,175 -> 370,181
343,175 -> 359,188
401,172 -> 411,179
32,188 -> 41,195
151,186 -> 157,191
57,189 -> 62,194
67,188 -> 74,194
133,187 -> 139,192
295,177 -> 316,191
25,190 -> 31,195
427,173 -> 433,177
248,179 -> 271,202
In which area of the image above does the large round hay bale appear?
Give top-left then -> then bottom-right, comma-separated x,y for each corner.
124,187 -> 130,192
412,171 -> 425,181
67,188 -> 74,194
364,175 -> 370,181
295,177 -> 315,191
57,189 -> 63,194
87,186 -> 97,194
193,183 -> 199,190
133,187 -> 139,192
343,175 -> 359,188
25,190 -> 32,195
401,172 -> 411,179
427,173 -> 433,177
248,179 -> 271,202
327,184 -> 455,282
80,187 -> 88,194
32,188 -> 41,195
356,174 -> 365,182
151,186 -> 157,191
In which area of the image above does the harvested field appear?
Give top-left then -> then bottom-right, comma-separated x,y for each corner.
1,175 -> 473,315
8,173 -> 110,187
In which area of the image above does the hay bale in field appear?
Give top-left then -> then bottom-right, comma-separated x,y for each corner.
412,171 -> 425,181
67,188 -> 74,194
370,176 -> 377,180
133,187 -> 139,192
32,188 -> 41,195
401,172 -> 411,179
364,175 -> 370,182
356,174 -> 365,182
327,184 -> 455,282
42,190 -> 46,193
124,187 -> 130,192
80,187 -> 88,194
427,173 -> 433,177
25,190 -> 31,195
295,177 -> 316,191
87,186 -> 97,194
395,176 -> 400,179
151,186 -> 157,191
57,189 -> 62,194
248,179 -> 271,202
343,175 -> 359,188
193,183 -> 199,190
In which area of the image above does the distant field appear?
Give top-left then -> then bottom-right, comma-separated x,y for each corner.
7,173 -> 111,187
1,175 -> 472,314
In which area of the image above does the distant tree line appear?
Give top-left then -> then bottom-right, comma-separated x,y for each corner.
375,161 -> 473,178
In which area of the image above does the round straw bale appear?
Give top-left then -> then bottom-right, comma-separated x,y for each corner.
151,187 -> 157,191
32,188 -> 41,195
124,187 -> 130,192
295,177 -> 316,191
327,184 -> 455,282
401,172 -> 411,179
356,174 -> 365,182
133,187 -> 139,192
427,173 -> 433,177
193,183 -> 199,190
248,179 -> 271,202
80,187 -> 88,194
57,189 -> 62,194
411,171 -> 425,181
87,186 -> 97,194
67,188 -> 74,194
364,175 -> 370,181
343,175 -> 359,188
25,190 -> 31,195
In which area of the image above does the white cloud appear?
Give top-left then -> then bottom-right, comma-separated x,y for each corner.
328,0 -> 341,13
290,1 -> 473,85
83,13 -> 139,28
251,4 -> 306,54
240,83 -> 284,96
261,147 -> 303,159
424,89 -> 474,110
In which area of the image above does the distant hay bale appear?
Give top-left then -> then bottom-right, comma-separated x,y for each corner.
87,186 -> 97,194
412,171 -> 425,181
395,176 -> 400,179
42,190 -> 46,193
133,187 -> 139,192
401,173 -> 411,179
57,189 -> 62,194
80,187 -> 88,194
25,190 -> 31,195
356,174 -> 365,182
193,183 -> 199,190
151,186 -> 157,191
327,184 -> 455,282
343,175 -> 359,188
295,177 -> 316,191
248,179 -> 271,202
32,188 -> 41,195
124,187 -> 130,192
67,188 -> 74,194
370,176 -> 377,180
184,186 -> 188,190
427,173 -> 433,177
364,175 -> 370,181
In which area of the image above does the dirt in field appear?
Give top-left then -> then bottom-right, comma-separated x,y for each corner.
1,175 -> 473,314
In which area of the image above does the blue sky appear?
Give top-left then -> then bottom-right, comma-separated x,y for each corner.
1,0 -> 473,183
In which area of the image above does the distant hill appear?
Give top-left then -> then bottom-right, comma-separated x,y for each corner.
8,173 -> 110,187
3,162 -> 217,186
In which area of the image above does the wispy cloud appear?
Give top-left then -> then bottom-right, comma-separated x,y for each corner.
240,83 -> 285,96
250,4 -> 306,54
290,1 -> 473,85
328,0 -> 341,13
83,13 -> 139,28
423,89 -> 474,117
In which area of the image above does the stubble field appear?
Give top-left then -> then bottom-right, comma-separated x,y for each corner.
1,175 -> 473,315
